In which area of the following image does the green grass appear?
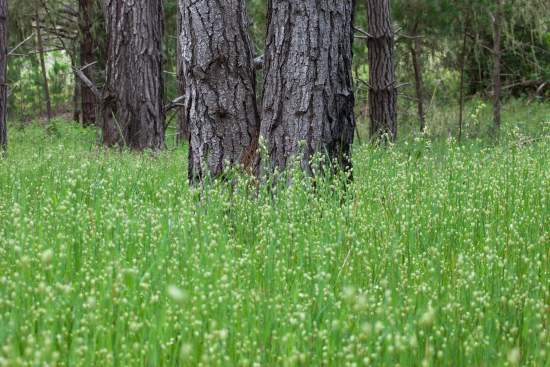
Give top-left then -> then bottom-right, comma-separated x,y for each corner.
0,106 -> 549,366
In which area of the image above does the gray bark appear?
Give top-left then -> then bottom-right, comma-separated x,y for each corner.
0,0 -> 6,152
367,0 -> 397,143
180,0 -> 260,182
260,0 -> 356,174
175,6 -> 188,144
102,0 -> 165,150
79,0 -> 96,126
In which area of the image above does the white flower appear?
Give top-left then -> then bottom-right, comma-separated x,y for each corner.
167,285 -> 186,303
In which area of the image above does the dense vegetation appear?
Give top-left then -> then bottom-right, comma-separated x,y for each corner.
0,102 -> 549,366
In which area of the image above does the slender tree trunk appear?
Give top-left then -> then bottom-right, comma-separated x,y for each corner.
409,23 -> 425,132
458,25 -> 468,143
180,0 -> 260,182
35,12 -> 53,122
72,72 -> 81,123
492,0 -> 502,136
102,0 -> 165,150
367,0 -> 397,143
175,6 -> 188,144
261,0 -> 356,175
70,46 -> 81,123
0,0 -> 7,152
79,0 -> 96,126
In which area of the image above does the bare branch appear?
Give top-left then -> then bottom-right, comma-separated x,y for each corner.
74,67 -> 102,100
253,55 -> 264,70
8,33 -> 36,56
164,95 -> 185,112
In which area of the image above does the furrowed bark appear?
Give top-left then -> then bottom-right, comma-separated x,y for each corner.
175,6 -> 188,144
103,0 -> 165,150
366,0 -> 397,143
79,0 -> 96,126
261,0 -> 356,175
180,0 -> 260,182
0,0 -> 7,152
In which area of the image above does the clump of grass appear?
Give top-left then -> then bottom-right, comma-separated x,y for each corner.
0,120 -> 548,366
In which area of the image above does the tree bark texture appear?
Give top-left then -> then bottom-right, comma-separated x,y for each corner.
0,0 -> 7,152
180,0 -> 260,182
35,12 -> 53,122
176,6 -> 189,144
102,0 -> 165,150
261,0 -> 356,174
366,0 -> 397,143
492,0 -> 502,136
79,0 -> 96,126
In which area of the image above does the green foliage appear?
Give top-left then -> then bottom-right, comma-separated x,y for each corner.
0,107 -> 549,366
7,52 -> 73,121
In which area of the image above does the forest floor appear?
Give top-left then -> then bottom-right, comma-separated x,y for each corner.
0,100 -> 549,366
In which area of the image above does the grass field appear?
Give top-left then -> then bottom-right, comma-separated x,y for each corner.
0,103 -> 549,366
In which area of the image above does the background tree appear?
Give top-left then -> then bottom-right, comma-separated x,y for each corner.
79,0 -> 95,126
260,0 -> 355,174
492,0 -> 503,135
101,0 -> 165,150
175,4 -> 188,143
0,0 -> 7,152
367,0 -> 398,142
180,0 -> 260,182
34,9 -> 52,122
392,1 -> 456,133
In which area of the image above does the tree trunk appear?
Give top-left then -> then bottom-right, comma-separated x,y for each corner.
175,6 -> 188,144
0,0 -> 7,152
458,25 -> 468,143
79,0 -> 96,126
409,23 -> 425,132
366,0 -> 397,143
102,0 -> 165,150
180,0 -> 260,182
72,71 -> 81,123
492,0 -> 502,136
35,12 -> 53,122
260,0 -> 355,175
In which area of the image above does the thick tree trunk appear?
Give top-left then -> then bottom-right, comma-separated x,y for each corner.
79,0 -> 96,126
0,0 -> 7,152
175,6 -> 188,144
409,24 -> 425,132
366,0 -> 397,143
492,0 -> 502,136
180,0 -> 260,182
35,12 -> 53,122
261,1 -> 355,175
102,0 -> 165,150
